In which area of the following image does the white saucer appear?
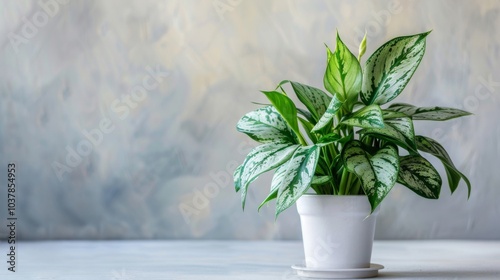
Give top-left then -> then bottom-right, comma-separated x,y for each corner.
291,263 -> 384,279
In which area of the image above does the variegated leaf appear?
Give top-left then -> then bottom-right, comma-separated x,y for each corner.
324,33 -> 362,104
259,161 -> 328,211
382,109 -> 408,119
312,94 -> 343,132
297,108 -> 316,124
233,164 -> 243,192
288,81 -> 332,121
262,91 -> 300,136
236,106 -> 298,144
397,155 -> 442,199
362,32 -> 430,105
239,143 -> 300,209
276,145 -> 320,217
312,175 -> 332,185
388,103 -> 472,121
341,104 -> 384,129
359,117 -> 417,153
416,136 -> 471,196
258,164 -> 289,211
342,141 -> 399,211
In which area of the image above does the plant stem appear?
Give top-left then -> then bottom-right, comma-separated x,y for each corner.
338,168 -> 349,195
330,181 -> 337,195
297,131 -> 308,146
327,144 -> 337,160
345,172 -> 353,194
351,178 -> 361,195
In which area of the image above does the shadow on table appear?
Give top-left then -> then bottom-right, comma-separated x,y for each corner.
379,270 -> 500,279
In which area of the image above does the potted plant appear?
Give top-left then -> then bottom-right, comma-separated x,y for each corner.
233,31 -> 471,278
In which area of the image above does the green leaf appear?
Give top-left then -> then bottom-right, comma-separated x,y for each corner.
297,108 -> 316,125
324,33 -> 362,105
312,175 -> 332,185
312,94 -> 343,132
288,81 -> 332,121
362,31 -> 430,105
260,160 -> 329,211
416,136 -> 471,197
382,109 -> 408,119
358,32 -> 367,61
276,145 -> 321,217
233,164 -> 243,192
342,141 -> 399,211
397,155 -> 442,199
239,143 -> 300,209
262,91 -> 300,136
341,104 -> 384,129
236,106 -> 298,144
316,133 -> 341,147
298,117 -> 317,143
359,117 -> 417,153
338,134 -> 354,145
388,103 -> 472,121
258,164 -> 288,211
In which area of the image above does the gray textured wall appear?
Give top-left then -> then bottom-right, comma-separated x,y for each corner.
0,0 -> 499,240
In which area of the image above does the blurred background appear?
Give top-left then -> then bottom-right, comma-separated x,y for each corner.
0,0 -> 498,240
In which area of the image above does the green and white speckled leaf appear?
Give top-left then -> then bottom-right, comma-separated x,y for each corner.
342,141 -> 399,211
341,104 -> 385,129
312,175 -> 332,185
236,106 -> 298,144
258,161 -> 329,211
297,108 -> 316,124
324,33 -> 362,104
382,109 -> 408,119
233,164 -> 243,192
258,164 -> 289,211
361,32 -> 430,105
359,117 -> 417,153
397,155 -> 442,199
416,136 -> 471,197
312,95 -> 343,132
287,81 -> 332,121
276,145 -> 320,217
238,143 -> 300,209
388,103 -> 472,121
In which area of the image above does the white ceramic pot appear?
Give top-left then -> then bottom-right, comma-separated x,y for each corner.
296,195 -> 379,269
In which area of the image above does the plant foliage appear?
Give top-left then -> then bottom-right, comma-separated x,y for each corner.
234,31 -> 472,217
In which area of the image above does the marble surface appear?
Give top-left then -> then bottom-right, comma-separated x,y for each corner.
1,240 -> 499,279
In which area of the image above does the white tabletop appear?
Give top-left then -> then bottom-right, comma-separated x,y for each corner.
1,240 -> 499,279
